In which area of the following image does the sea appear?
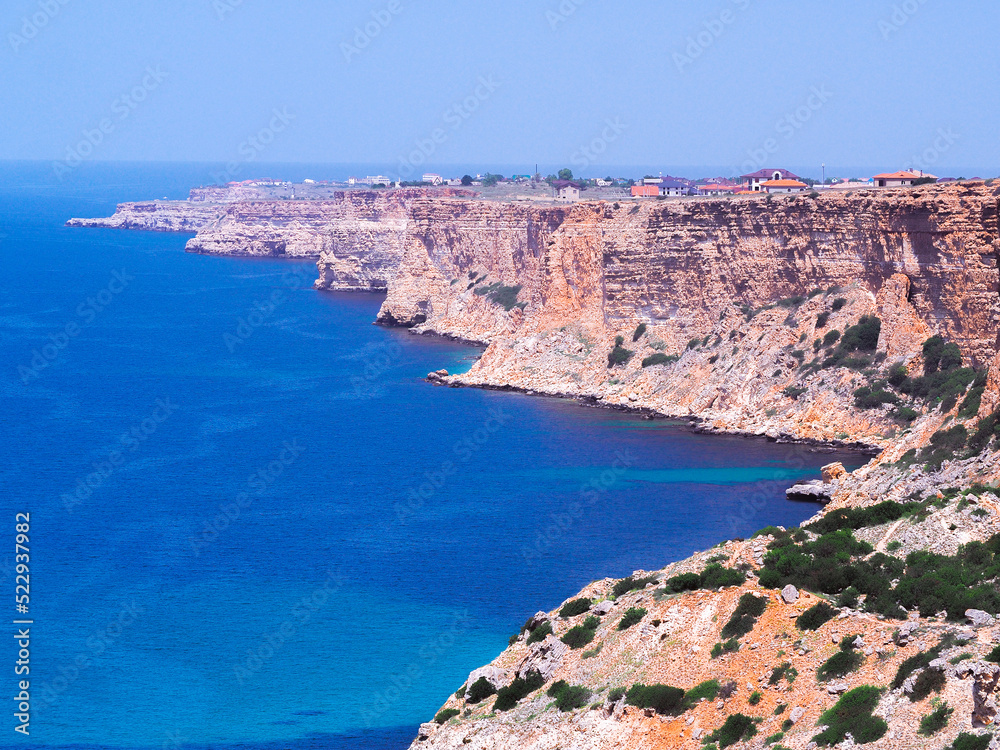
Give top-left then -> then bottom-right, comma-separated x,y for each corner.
0,161 -> 866,749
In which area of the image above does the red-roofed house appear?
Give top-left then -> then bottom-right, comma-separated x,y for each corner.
872,170 -> 935,187
741,168 -> 802,192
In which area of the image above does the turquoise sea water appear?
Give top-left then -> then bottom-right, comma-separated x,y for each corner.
0,162 -> 865,749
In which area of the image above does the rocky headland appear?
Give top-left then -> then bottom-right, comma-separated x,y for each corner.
69,181 -> 1000,749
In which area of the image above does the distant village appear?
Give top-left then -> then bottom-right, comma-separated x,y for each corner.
219,167 -> 975,204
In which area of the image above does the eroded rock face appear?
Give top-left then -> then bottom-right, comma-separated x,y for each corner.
376,183 -> 1000,446
514,635 -> 568,682
65,201 -> 225,232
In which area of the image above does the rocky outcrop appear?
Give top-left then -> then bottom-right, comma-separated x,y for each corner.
65,200 -> 225,232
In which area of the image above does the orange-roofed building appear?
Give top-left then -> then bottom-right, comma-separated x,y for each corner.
697,184 -> 736,195
872,170 -> 935,187
631,184 -> 660,197
761,179 -> 809,194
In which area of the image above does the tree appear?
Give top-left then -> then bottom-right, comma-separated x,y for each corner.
558,168 -> 573,180
483,172 -> 502,187
460,175 -> 473,186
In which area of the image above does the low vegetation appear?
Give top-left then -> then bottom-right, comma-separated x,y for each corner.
632,323 -> 646,341
661,564 -> 744,593
558,598 -> 591,618
817,635 -> 864,680
493,670 -> 545,712
625,683 -> 685,715
641,352 -> 678,368
434,707 -> 460,724
612,574 -> 658,597
525,620 -> 552,645
704,713 -> 758,748
466,676 -> 496,704
812,686 -> 888,746
560,615 -> 600,649
617,607 -> 646,630
720,593 -> 767,639
918,701 -> 953,735
608,335 -> 634,367
546,680 -> 591,712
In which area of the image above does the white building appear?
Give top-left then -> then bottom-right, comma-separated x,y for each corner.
422,173 -> 443,185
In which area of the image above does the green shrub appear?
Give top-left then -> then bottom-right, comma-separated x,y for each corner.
687,337 -> 701,349
918,701 -> 952,735
823,329 -> 841,346
434,707 -> 460,724
581,643 -> 602,659
894,406 -> 918,422
559,598 -> 592,618
662,564 -> 743,593
816,311 -> 830,327
948,733 -> 992,750
526,621 -> 553,645
608,687 -> 625,703
608,342 -> 634,367
492,671 -> 544,711
704,713 -> 758,748
807,500 -> 922,534
854,386 -> 900,409
625,683 -> 686,715
612,575 -> 658,597
986,644 -> 1000,663
617,607 -> 647,630
812,686 -> 888,746
684,679 -> 719,705
720,593 -> 767,639
632,323 -> 647,341
774,703 -> 787,715
641,352 -> 679,368
546,680 -> 592,712
968,408 -> 1000,454
817,637 -> 864,680
783,385 -> 807,399
888,364 -> 909,386
711,638 -> 740,658
768,661 -> 797,685
466,676 -> 496,703
910,668 -> 946,702
796,601 -> 837,630
561,624 -> 596,649
748,690 -> 762,705
831,297 -> 847,311
920,424 -> 968,470
477,283 -> 523,311
764,732 -> 785,746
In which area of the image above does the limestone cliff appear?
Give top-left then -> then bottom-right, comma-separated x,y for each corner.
65,200 -> 225,232
380,183 -> 1000,448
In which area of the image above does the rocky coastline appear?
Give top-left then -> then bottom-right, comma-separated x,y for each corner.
68,181 -> 1000,750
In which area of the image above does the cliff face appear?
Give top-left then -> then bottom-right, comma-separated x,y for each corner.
379,184 -> 1000,447
65,201 -> 225,232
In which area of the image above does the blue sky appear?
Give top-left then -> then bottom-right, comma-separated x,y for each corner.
2,0 -> 997,176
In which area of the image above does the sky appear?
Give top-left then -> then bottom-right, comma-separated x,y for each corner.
2,0 -> 998,178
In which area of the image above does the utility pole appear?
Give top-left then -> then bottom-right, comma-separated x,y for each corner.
822,163 -> 826,184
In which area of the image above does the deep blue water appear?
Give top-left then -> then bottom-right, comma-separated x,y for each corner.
0,162 -> 866,749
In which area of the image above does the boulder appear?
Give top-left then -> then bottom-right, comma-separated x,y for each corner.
786,481 -> 833,503
781,585 -> 799,604
822,462 -> 847,482
592,600 -> 614,616
826,681 -> 849,694
967,609 -> 997,628
789,706 -> 806,724
417,722 -> 438,741
515,635 -> 568,681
